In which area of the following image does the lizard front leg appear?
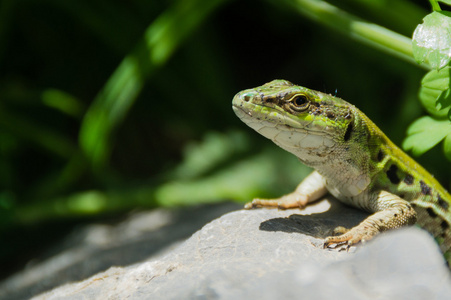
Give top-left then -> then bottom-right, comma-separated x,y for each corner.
245,170 -> 327,209
324,190 -> 417,247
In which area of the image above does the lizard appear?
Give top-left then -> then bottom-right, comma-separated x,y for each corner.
232,79 -> 451,266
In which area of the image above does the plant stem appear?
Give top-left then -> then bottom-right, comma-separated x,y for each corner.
280,0 -> 430,70
429,0 -> 442,11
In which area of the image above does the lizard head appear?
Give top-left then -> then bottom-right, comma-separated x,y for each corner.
232,80 -> 358,165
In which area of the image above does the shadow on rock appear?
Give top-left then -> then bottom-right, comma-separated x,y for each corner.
259,197 -> 369,239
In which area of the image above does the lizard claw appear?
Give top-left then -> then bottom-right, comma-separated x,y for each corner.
323,225 -> 376,251
323,240 -> 352,251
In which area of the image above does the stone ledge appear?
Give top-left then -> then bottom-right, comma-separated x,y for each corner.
29,197 -> 451,299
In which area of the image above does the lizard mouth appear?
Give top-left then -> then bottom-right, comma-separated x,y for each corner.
233,102 -> 335,150
233,101 -> 326,135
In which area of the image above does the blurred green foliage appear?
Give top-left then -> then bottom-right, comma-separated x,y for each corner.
407,2 -> 451,159
1,0 -> 450,278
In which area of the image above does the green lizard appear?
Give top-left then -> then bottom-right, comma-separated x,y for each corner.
232,79 -> 451,265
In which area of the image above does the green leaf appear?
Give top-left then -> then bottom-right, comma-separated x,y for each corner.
79,0 -> 229,170
439,0 -> 451,5
403,116 -> 451,156
444,134 -> 451,161
41,89 -> 84,118
419,67 -> 451,118
171,131 -> 249,180
0,106 -> 76,158
412,11 -> 451,69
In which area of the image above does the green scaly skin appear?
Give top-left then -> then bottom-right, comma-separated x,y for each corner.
232,80 -> 451,266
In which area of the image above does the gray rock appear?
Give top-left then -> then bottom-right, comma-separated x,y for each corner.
27,197 -> 451,299
0,202 -> 240,300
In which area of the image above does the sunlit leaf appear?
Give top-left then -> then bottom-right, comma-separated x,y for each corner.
65,191 -> 107,214
403,116 -> 451,156
412,11 -> 451,69
419,67 -> 451,118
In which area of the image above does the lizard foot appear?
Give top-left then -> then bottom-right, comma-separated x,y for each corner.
323,193 -> 416,250
244,195 -> 308,209
323,224 -> 379,249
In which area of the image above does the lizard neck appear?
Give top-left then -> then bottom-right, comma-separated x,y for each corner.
273,107 -> 373,198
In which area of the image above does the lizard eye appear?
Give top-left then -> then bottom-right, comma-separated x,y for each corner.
290,95 -> 309,111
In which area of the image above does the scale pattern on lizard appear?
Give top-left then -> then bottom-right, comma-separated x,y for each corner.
232,80 -> 451,266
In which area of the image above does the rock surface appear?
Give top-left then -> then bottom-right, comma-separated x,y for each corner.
0,202 -> 240,300
3,198 -> 451,299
